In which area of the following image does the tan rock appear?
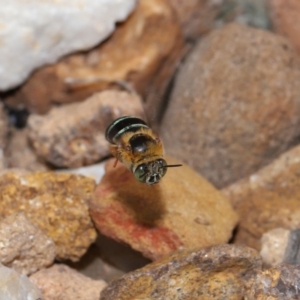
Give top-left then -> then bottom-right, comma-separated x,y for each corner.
0,213 -> 55,275
168,0 -> 224,39
222,144 -> 300,251
5,128 -> 49,171
160,23 -> 300,188
100,244 -> 262,300
30,264 -> 107,300
245,264 -> 300,299
0,171 -> 97,261
7,0 -> 184,125
27,90 -> 145,168
269,0 -> 300,54
89,157 -> 238,260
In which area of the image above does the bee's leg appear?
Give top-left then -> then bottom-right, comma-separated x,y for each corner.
110,144 -> 121,168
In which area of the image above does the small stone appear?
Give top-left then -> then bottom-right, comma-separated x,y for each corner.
260,228 -> 290,267
0,0 -> 136,91
245,263 -> 300,299
0,213 -> 56,275
6,0 -> 184,124
269,0 -> 300,54
30,264 -> 107,300
27,90 -> 145,168
100,244 -> 262,300
89,157 -> 238,260
0,263 -> 42,300
5,128 -> 49,171
0,171 -> 97,261
160,23 -> 300,188
222,144 -> 300,251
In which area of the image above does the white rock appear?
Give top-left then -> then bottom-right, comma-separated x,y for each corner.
0,0 -> 137,91
0,263 -> 42,300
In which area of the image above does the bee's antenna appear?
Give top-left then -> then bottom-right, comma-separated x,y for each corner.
161,164 -> 182,169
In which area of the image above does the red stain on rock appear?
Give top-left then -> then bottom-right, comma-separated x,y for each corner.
91,202 -> 183,260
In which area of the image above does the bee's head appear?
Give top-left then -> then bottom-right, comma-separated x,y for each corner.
133,159 -> 182,185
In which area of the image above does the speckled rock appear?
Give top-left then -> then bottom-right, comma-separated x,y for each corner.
245,264 -> 300,299
222,144 -> 300,251
6,128 -> 49,171
0,263 -> 42,300
7,0 -> 184,123
27,90 -> 145,168
0,213 -> 56,275
30,264 -> 107,300
100,244 -> 262,300
168,0 -> 224,39
160,23 -> 300,188
269,0 -> 300,54
0,171 -> 97,261
89,157 -> 238,260
0,102 -> 9,169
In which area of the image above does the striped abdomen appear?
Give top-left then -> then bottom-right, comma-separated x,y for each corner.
105,116 -> 149,144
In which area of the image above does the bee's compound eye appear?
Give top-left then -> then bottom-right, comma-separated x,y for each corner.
134,164 -> 147,183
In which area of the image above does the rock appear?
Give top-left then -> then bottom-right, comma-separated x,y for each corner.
260,228 -> 290,267
0,263 -> 42,300
261,228 -> 300,267
27,90 -> 145,168
245,264 -> 300,299
0,213 -> 56,275
6,0 -> 184,123
0,171 -> 97,261
30,264 -> 107,300
168,0 -> 224,40
5,128 -> 50,171
89,157 -> 238,260
160,23 -> 300,188
100,244 -> 262,300
269,0 -> 300,54
222,144 -> 300,251
0,0 -> 136,91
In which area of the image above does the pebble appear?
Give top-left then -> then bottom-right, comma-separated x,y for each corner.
161,22 -> 300,188
222,144 -> 300,251
30,264 -> 107,300
89,157 -> 238,260
0,171 -> 97,261
0,0 -> 136,91
27,90 -> 145,168
0,213 -> 56,275
100,244 -> 262,300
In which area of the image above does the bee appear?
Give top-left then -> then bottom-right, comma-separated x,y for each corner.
105,116 -> 182,185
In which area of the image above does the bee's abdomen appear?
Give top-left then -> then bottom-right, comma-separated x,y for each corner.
105,116 -> 148,144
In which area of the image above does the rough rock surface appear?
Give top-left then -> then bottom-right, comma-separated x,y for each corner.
7,0 -> 184,123
30,264 -> 107,300
28,90 -> 145,168
89,157 -> 238,260
222,144 -> 300,251
6,128 -> 49,171
0,171 -> 97,261
100,244 -> 262,300
160,23 -> 300,188
0,263 -> 42,300
269,0 -> 300,54
245,264 -> 300,299
0,0 -> 136,90
0,213 -> 56,275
